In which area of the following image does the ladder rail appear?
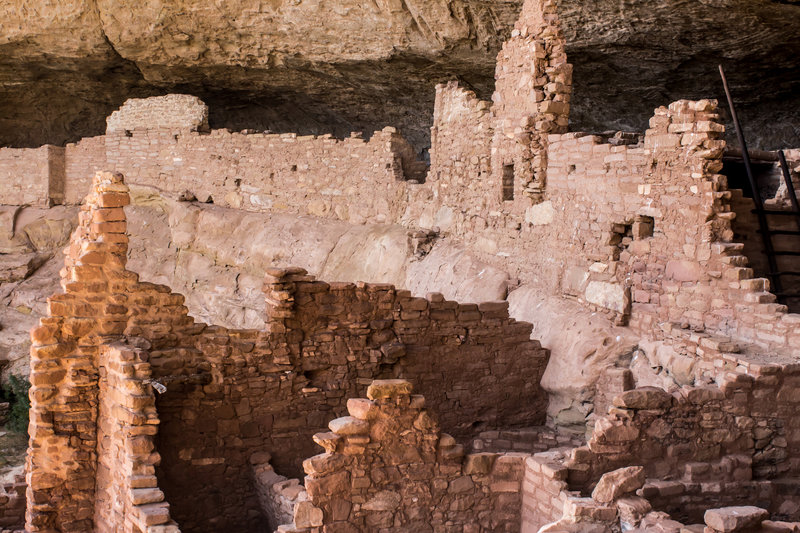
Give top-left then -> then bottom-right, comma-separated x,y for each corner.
778,150 -> 800,231
719,65 -> 784,297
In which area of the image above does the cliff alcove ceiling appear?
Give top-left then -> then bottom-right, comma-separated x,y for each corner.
1,0 -> 799,152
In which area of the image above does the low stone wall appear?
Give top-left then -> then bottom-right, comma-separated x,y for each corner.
0,469 -> 25,533
250,456 -> 302,531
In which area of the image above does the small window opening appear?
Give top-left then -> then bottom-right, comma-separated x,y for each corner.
609,222 -> 633,261
632,215 -> 654,239
502,164 -> 514,201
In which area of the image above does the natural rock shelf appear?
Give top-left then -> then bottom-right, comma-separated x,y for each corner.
1,0 -> 799,151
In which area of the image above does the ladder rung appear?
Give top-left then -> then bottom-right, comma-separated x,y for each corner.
770,251 -> 800,256
756,229 -> 800,236
776,292 -> 800,298
771,271 -> 800,276
752,209 -> 800,216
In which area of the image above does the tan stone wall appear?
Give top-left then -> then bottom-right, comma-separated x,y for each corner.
2,90 -> 796,358
106,94 -> 209,134
408,97 -> 800,355
64,136 -> 106,205
0,145 -> 63,207
100,127 -> 418,223
490,0 -> 571,201
295,379 -> 527,532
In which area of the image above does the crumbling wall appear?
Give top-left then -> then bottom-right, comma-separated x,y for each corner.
26,171 -> 189,532
410,97 -> 800,356
518,375 -> 800,530
25,171 -> 550,532
106,95 -> 209,134
490,0 -> 571,202
0,470 -> 25,532
154,268 -> 549,531
292,379 -> 527,532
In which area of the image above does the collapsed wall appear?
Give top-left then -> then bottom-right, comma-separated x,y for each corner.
23,172 -> 549,532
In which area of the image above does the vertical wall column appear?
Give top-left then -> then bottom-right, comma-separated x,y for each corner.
490,0 -> 572,203
94,342 -> 178,533
26,171 -> 132,532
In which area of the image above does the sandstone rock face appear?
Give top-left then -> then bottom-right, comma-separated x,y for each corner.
1,0 -> 798,150
507,287 -> 637,429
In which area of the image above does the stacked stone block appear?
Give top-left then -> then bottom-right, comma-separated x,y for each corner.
106,95 -> 209,134
292,379 -> 527,532
94,342 -> 178,533
519,379 -> 800,530
490,0 -> 571,201
0,471 -> 25,532
25,171 -> 195,532
26,170 -> 134,532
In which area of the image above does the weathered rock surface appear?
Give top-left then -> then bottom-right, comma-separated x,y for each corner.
1,0 -> 798,151
507,287 -> 638,429
591,466 -> 645,503
704,506 -> 769,532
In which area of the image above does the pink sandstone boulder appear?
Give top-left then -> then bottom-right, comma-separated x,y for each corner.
366,379 -> 413,400
591,466 -> 646,503
704,506 -> 769,532
612,387 -> 673,410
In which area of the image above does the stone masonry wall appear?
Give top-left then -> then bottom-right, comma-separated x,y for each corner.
155,267 -> 549,531
2,94 -> 796,358
102,127 -> 418,223
517,373 -> 800,531
490,0 -> 571,202
25,172 -> 550,532
0,470 -> 25,533
289,379 -> 527,532
106,94 -> 209,134
0,124 -> 425,224
407,98 -> 800,357
26,171 -> 192,532
0,145 -> 64,207
94,342 -> 178,533
63,135 -> 106,205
